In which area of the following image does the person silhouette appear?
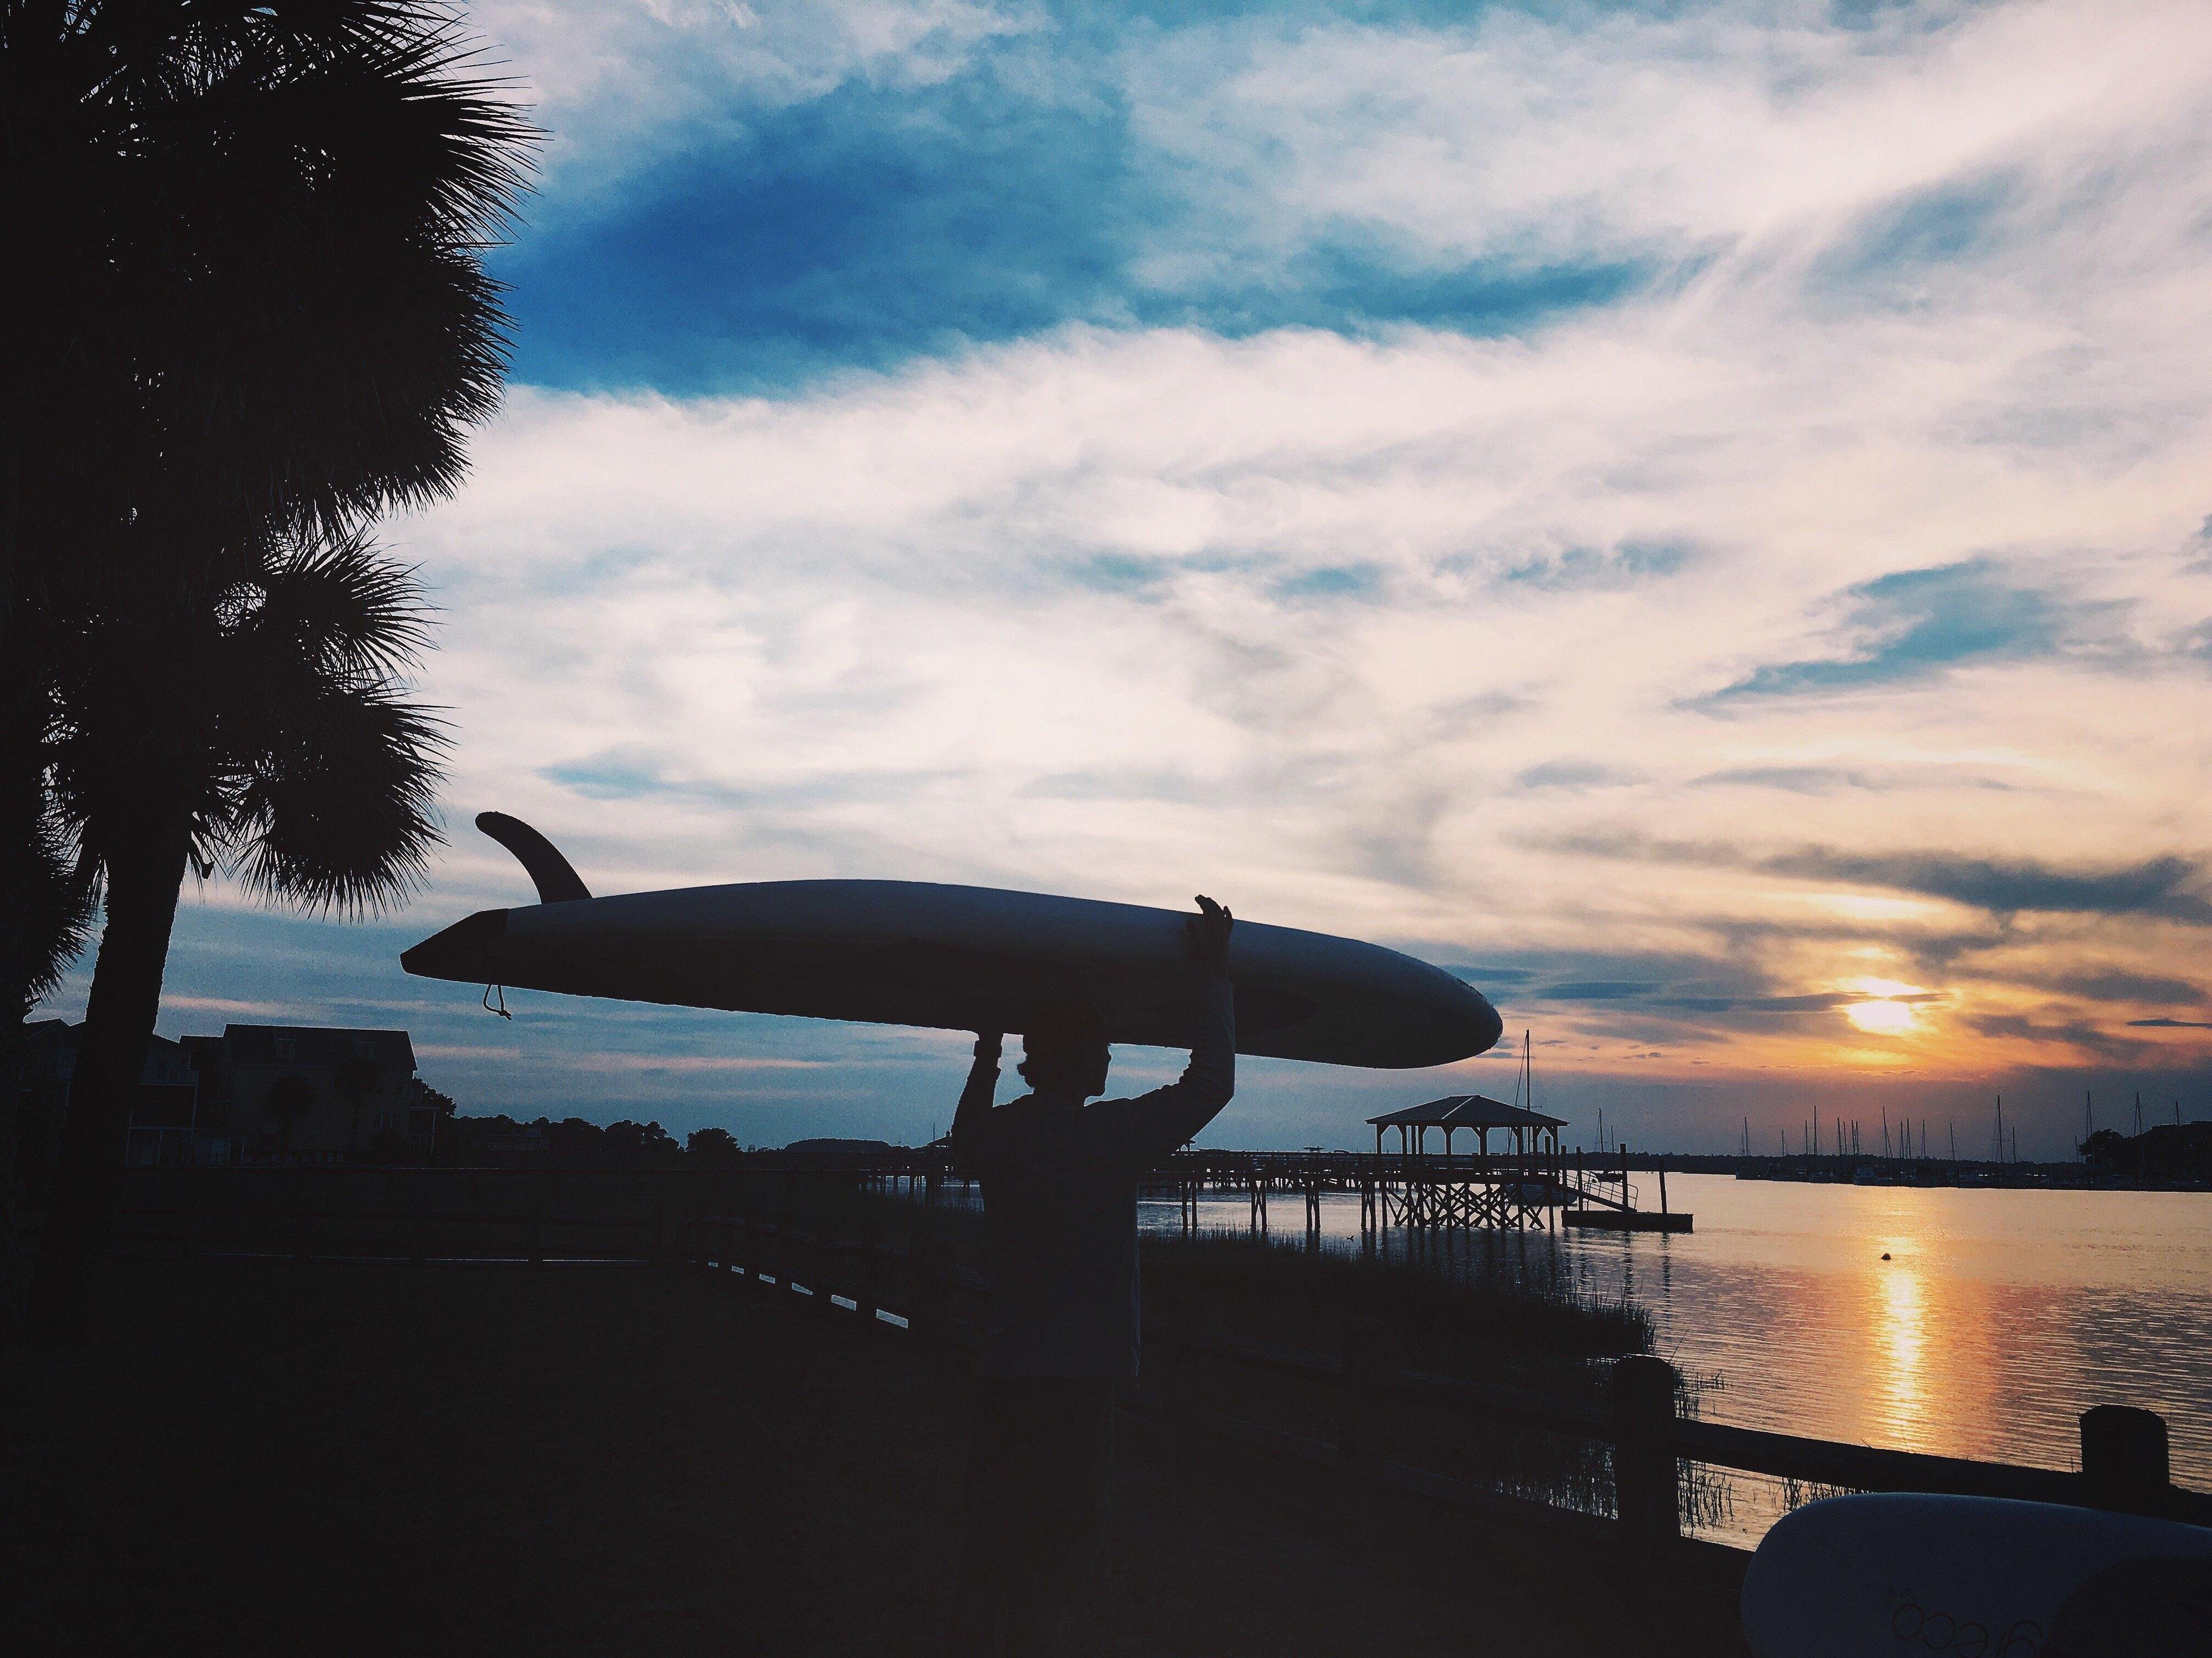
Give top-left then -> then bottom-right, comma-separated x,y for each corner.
946,895 -> 1236,1656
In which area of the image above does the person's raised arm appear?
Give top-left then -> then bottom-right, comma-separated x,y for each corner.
948,1030 -> 1002,1170
1116,897 -> 1236,1160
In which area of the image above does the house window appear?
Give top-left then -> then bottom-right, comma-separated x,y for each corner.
274,1037 -> 296,1060
353,1037 -> 374,1059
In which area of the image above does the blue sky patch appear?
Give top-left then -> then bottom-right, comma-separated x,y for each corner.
495,23 -> 1655,395
1714,559 -> 2067,699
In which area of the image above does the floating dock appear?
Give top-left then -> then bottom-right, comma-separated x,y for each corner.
1563,1207 -> 1692,1233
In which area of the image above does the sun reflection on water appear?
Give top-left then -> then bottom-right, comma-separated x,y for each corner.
1878,1252 -> 1925,1425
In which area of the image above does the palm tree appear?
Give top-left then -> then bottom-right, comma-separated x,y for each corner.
3,2 -> 532,1331
31,523 -> 445,1331
0,1 -> 530,1243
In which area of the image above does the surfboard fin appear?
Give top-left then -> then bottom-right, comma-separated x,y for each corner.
475,812 -> 592,904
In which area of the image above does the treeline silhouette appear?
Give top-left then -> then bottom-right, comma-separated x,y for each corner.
2081,1121 -> 2212,1185
433,1116 -> 762,1169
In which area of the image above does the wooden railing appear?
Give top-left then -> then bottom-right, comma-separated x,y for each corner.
673,1214 -> 2212,1576
111,1201 -> 663,1265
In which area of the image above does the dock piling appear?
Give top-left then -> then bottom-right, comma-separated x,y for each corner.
1610,1354 -> 1680,1547
2081,1405 -> 2172,1516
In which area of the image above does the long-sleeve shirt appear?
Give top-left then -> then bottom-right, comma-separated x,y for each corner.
950,975 -> 1234,1379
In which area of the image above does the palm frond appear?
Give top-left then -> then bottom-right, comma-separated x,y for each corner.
19,799 -> 99,1015
10,0 -> 540,532
228,679 -> 449,917
238,520 -> 435,681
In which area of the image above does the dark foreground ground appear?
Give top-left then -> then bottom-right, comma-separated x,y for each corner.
2,1259 -> 1741,1657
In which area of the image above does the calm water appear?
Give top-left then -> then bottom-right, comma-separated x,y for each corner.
1138,1173 -> 2212,1541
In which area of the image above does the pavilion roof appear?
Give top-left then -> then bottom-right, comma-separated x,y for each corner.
1366,1094 -> 1566,1130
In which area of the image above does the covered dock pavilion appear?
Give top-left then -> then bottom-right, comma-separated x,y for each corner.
1367,1095 -> 1565,1161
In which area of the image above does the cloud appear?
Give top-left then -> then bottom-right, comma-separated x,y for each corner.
2038,970 -> 2205,1007
1514,761 -> 1642,792
1767,849 -> 2212,924
564,1053 -> 835,1073
1689,764 -> 2021,794
160,996 -> 300,1017
467,0 -> 1038,198
1964,1012 -> 2147,1061
1543,980 -> 1659,1002
1018,768 -> 1198,803
1556,834 -> 2212,924
2127,1017 -> 2212,1030
1495,540 -> 1697,593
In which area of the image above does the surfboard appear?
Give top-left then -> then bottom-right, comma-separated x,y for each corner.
400,817 -> 1501,1068
1739,1493 -> 2212,1657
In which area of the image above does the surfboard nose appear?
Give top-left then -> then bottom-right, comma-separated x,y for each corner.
1465,984 -> 1504,1058
400,908 -> 511,984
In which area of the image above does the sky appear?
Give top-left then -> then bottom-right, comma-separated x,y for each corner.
45,0 -> 2212,1155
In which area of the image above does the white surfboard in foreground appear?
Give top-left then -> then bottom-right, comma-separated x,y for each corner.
399,814 -> 1502,1069
1740,1492 -> 2212,1657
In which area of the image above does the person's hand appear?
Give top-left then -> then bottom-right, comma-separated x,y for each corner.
973,1031 -> 1003,1061
1184,895 -> 1233,974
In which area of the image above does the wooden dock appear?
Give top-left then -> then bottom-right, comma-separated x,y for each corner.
1139,1144 -> 1692,1238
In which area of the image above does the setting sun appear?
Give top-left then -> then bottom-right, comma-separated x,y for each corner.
1843,978 -> 1928,1035
1847,999 -> 1916,1034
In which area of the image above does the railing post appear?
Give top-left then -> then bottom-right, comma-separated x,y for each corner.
810,1230 -> 833,1317
1611,1354 -> 1679,1548
778,1211 -> 800,1305
752,1215 -> 775,1299
856,1219 -> 882,1326
2081,1405 -> 2171,1516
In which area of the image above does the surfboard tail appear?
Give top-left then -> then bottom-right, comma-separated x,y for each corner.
476,812 -> 590,904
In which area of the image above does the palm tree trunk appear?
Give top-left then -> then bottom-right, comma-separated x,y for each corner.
0,717 -> 42,1331
28,810 -> 193,1340
0,380 -> 40,1333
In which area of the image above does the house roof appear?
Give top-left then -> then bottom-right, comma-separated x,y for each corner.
222,1025 -> 416,1072
23,1020 -> 189,1061
1367,1094 -> 1566,1130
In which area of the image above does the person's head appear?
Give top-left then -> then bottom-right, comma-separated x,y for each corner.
1018,995 -> 1111,1099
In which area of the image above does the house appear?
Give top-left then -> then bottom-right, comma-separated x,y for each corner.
14,1020 -> 210,1170
191,1025 -> 428,1163
15,1019 -> 436,1170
